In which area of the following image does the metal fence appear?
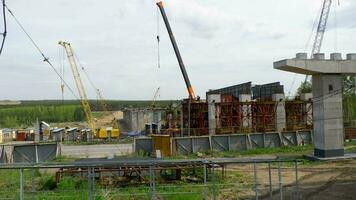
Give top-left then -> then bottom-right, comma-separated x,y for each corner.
0,143 -> 58,164
135,131 -> 313,156
0,158 -> 307,200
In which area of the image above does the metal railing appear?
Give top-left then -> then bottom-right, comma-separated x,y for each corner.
0,158 -> 303,200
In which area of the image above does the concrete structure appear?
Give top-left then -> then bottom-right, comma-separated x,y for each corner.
272,94 -> 286,132
123,109 -> 164,133
207,94 -> 221,135
274,53 -> 356,158
300,93 -> 313,126
239,94 -> 252,129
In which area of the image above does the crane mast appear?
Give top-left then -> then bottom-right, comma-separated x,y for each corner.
58,41 -> 96,136
311,0 -> 332,56
156,1 -> 197,101
305,0 -> 332,82
151,87 -> 160,108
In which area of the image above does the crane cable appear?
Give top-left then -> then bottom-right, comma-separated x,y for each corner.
156,7 -> 161,69
0,0 -> 7,56
4,3 -> 80,101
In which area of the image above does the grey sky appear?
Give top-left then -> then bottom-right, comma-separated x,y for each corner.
0,0 -> 355,100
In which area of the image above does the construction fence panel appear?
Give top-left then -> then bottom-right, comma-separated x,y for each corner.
12,143 -> 58,163
191,137 -> 210,153
37,144 -> 58,162
228,134 -> 249,151
0,146 -> 5,163
13,145 -> 37,163
134,131 -> 313,156
134,138 -> 153,155
249,133 -> 265,148
297,130 -> 313,145
281,132 -> 298,146
264,132 -> 281,148
174,138 -> 193,155
211,135 -> 229,151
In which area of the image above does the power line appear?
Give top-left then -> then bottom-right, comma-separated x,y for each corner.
0,0 -> 7,56
4,4 -> 79,101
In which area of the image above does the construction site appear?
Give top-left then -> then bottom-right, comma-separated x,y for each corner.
1,0 -> 356,199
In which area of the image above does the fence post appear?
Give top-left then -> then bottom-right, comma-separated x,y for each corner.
295,160 -> 299,200
212,163 -> 217,200
254,162 -> 258,200
203,164 -> 208,200
149,165 -> 156,200
92,168 -> 96,199
20,169 -> 24,200
32,169 -> 36,200
278,161 -> 283,200
268,162 -> 272,200
88,167 -> 92,200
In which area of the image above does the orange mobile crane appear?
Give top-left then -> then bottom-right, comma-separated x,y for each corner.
156,1 -> 197,101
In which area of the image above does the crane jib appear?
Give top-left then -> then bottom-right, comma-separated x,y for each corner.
156,1 -> 197,101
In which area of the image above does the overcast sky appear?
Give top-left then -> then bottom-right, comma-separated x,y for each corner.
0,0 -> 355,100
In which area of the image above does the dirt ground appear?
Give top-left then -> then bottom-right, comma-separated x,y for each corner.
221,159 -> 356,200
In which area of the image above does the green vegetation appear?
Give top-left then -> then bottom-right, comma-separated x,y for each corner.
0,105 -> 85,128
0,100 -> 179,128
169,145 -> 314,160
0,165 -> 251,200
344,94 -> 356,126
296,81 -> 312,96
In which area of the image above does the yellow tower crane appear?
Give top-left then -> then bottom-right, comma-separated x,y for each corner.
58,41 -> 96,139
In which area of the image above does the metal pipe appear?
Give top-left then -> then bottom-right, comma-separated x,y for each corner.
278,161 -> 283,200
203,164 -> 208,200
20,169 -> 24,200
254,162 -> 258,200
32,169 -> 35,200
268,162 -> 273,200
212,164 -> 216,200
295,161 -> 299,199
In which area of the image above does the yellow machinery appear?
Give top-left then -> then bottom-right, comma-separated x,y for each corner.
60,41 -> 120,140
95,87 -> 120,139
59,41 -> 96,139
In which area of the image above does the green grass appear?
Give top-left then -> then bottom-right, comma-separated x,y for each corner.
0,165 -> 251,200
62,137 -> 133,146
169,145 -> 314,160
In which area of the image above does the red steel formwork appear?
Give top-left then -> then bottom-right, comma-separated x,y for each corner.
180,97 -> 313,135
181,100 -> 209,136
215,101 -> 277,134
285,100 -> 313,131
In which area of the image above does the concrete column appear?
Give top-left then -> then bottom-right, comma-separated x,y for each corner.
207,94 -> 221,135
312,74 -> 344,157
272,93 -> 286,132
137,111 -> 145,132
239,94 -> 252,130
300,93 -> 313,126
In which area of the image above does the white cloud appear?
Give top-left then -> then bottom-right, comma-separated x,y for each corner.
0,0 -> 355,100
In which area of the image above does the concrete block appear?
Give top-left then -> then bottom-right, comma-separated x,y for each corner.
313,53 -> 325,60
296,53 -> 307,59
330,53 -> 342,60
347,53 -> 356,60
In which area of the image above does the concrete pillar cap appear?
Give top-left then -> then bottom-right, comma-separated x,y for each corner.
313,53 -> 325,60
296,53 -> 307,59
330,53 -> 342,61
347,53 -> 356,60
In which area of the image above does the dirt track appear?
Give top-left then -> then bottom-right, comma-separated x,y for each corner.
220,159 -> 356,200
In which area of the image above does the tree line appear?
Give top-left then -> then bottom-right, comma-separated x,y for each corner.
0,105 -> 85,128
